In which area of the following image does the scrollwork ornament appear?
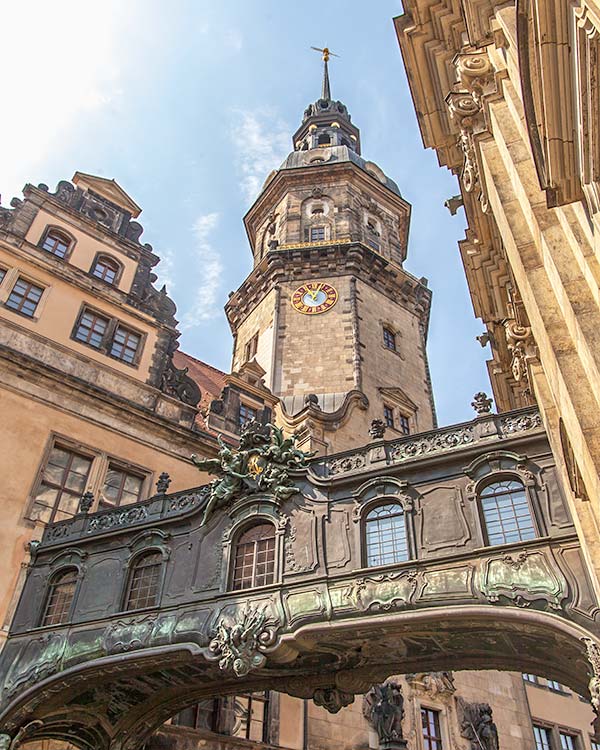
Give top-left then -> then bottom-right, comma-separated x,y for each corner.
208,604 -> 279,677
583,637 -> 600,712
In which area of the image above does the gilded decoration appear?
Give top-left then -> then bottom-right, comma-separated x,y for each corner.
192,421 -> 315,525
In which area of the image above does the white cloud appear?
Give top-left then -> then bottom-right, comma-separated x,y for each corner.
230,108 -> 291,205
154,247 -> 177,296
0,0 -> 133,202
179,213 -> 223,329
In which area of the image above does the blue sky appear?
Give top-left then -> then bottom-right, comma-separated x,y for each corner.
2,0 -> 492,426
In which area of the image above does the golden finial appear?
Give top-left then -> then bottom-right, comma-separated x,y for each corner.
310,46 -> 340,63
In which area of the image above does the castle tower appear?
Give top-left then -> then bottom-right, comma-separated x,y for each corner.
226,51 -> 436,453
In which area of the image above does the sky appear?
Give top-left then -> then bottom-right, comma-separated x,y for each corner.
1,0 -> 493,427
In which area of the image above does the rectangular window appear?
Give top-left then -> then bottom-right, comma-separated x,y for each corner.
100,465 -> 144,509
218,693 -> 269,741
523,673 -> 539,683
244,332 -> 258,362
383,405 -> 394,429
74,310 -> 109,349
239,403 -> 257,427
547,680 -> 564,692
110,325 -> 141,364
421,708 -> 443,750
560,733 -> 577,750
399,414 -> 410,435
383,327 -> 396,350
591,740 -> 600,750
367,238 -> 380,251
310,226 -> 325,241
31,445 -> 93,523
0,268 -> 6,285
6,277 -> 44,317
534,726 -> 552,750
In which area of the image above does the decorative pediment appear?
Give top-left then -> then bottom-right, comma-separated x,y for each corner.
378,386 -> 418,413
72,172 -> 142,217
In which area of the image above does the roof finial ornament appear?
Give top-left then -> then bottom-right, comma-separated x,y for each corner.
310,45 -> 339,101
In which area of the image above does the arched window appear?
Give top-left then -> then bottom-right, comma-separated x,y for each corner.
40,228 -> 72,259
91,255 -> 121,285
232,523 -> 276,590
480,479 -> 537,546
42,568 -> 78,625
125,551 -> 163,610
365,503 -> 409,567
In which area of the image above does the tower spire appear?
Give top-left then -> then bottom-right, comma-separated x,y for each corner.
310,46 -> 339,101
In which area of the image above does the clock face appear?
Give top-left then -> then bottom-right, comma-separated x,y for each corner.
291,282 -> 338,315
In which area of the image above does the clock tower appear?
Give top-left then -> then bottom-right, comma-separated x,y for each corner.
226,52 -> 436,453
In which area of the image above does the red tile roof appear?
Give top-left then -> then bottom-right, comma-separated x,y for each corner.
173,350 -> 226,432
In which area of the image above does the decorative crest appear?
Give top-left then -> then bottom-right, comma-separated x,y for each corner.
208,604 -> 279,677
192,421 -> 315,526
471,391 -> 493,415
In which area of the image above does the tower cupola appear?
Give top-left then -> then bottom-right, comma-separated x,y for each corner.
292,47 -> 361,154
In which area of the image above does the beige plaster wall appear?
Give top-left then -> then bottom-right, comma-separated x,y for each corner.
0,385 -> 209,641
0,244 -> 157,382
26,209 -> 138,293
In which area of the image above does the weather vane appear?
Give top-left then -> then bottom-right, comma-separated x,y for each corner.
310,46 -> 340,63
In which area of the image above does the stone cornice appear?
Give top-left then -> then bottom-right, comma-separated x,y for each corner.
225,242 -> 432,332
244,160 -> 411,251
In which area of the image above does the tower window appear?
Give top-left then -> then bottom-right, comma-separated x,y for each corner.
0,268 -> 6,285
75,310 -> 110,348
42,568 -> 78,626
367,238 -> 380,251
125,551 -> 163,610
383,327 -> 396,350
232,523 -> 276,590
239,403 -> 257,427
91,255 -> 120,285
6,277 -> 44,317
522,674 -> 538,683
317,133 -> 331,146
110,325 -> 142,365
383,405 -> 394,428
365,503 -> 409,567
480,479 -> 537,546
40,228 -> 72,259
310,226 -> 326,241
244,332 -> 258,362
421,708 -> 443,750
399,414 -> 410,435
100,465 -> 145,509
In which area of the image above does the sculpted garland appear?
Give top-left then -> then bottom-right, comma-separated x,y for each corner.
192,421 -> 315,526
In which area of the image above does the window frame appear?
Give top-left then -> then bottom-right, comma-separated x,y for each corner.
89,253 -> 123,287
230,521 -> 277,591
239,402 -> 258,428
478,476 -> 539,547
309,225 -> 326,242
123,548 -> 166,612
421,706 -> 444,750
534,724 -> 553,750
4,275 -> 46,319
39,566 -> 80,627
383,404 -> 395,429
362,501 -> 412,569
244,332 -> 259,363
26,434 -> 153,524
382,326 -> 396,351
71,304 -> 145,368
98,462 -> 148,510
38,226 -> 76,261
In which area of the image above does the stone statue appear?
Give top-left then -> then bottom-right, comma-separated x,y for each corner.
363,682 -> 406,748
459,699 -> 499,750
192,422 -> 315,525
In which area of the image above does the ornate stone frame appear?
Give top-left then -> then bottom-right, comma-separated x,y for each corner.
38,547 -> 87,627
221,496 -> 287,593
119,529 -> 171,614
464,451 -> 545,546
37,224 -> 77,261
352,477 -> 418,568
88,251 -> 125,288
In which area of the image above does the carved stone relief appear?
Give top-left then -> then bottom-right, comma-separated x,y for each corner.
418,485 -> 471,552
